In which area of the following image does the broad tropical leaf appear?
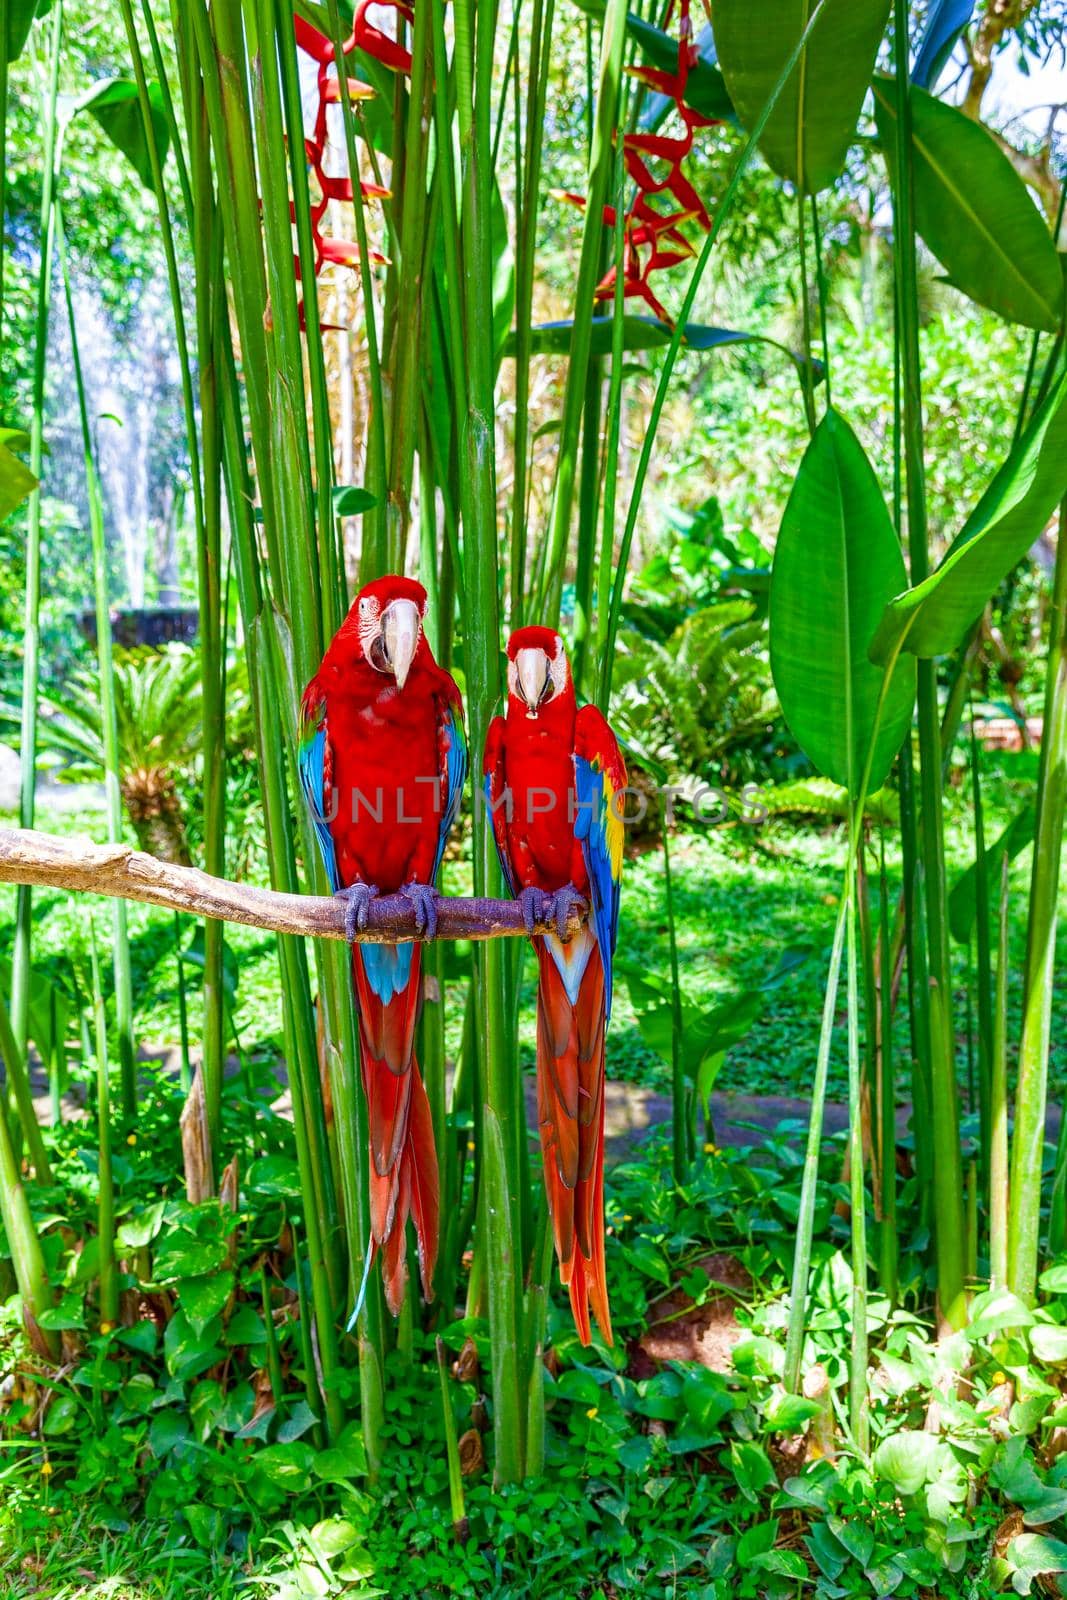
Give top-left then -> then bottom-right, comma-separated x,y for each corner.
769,408 -> 916,792
0,439 -> 38,521
871,368 -> 1067,663
713,0 -> 892,193
76,78 -> 170,194
873,78 -> 1064,333
5,0 -> 41,63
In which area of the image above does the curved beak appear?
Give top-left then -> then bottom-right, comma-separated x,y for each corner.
381,597 -> 420,690
515,646 -> 551,719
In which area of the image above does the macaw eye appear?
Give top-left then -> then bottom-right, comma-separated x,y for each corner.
359,598 -> 371,615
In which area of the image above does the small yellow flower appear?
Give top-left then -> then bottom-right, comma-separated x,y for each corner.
40,1461 -> 53,1477
992,1370 -> 1007,1386
126,1134 -> 137,1146
585,1407 -> 598,1420
99,1321 -> 113,1335
622,1214 -> 632,1222
704,1142 -> 718,1155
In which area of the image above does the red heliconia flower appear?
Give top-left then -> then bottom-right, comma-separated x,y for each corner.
288,5 -> 414,330
352,0 -> 414,75
563,0 -> 719,327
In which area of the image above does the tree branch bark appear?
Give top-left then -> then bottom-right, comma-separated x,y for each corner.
961,0 -> 1062,222
0,828 -> 581,943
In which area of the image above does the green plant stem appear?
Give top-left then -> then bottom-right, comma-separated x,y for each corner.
89,925 -> 118,1329
541,0 -> 627,623
990,855 -> 1010,1290
783,894 -> 848,1393
878,830 -> 898,1303
0,1016 -> 56,1357
56,198 -> 138,1119
891,0 -> 964,1331
11,1 -> 63,1067
661,824 -> 687,1181
845,808 -> 869,1453
436,1336 -> 467,1536
1009,497 -> 1067,1298
0,1000 -> 51,1184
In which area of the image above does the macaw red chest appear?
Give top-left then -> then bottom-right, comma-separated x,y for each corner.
323,670 -> 442,892
502,723 -> 589,896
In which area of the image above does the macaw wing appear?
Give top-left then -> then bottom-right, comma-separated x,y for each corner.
573,704 -> 626,1020
482,714 -> 518,896
433,691 -> 468,885
299,682 -> 342,893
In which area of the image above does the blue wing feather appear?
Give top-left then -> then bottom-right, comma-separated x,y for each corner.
298,712 -> 342,894
433,699 -> 467,884
573,754 -> 622,1021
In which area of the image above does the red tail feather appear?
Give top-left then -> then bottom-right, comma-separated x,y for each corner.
351,946 -> 439,1315
536,941 -> 612,1346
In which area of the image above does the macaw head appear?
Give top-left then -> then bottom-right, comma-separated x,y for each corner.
505,626 -> 572,721
350,575 -> 428,689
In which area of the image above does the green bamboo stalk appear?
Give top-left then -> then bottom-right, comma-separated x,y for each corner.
449,0 -> 526,1484
436,1336 -> 467,1537
891,0 -> 964,1330
119,0 -> 227,1154
0,1011 -> 55,1357
386,0 -> 433,570
55,198 -> 138,1119
990,855 -> 1010,1290
969,710 -> 993,1168
661,823 -> 688,1181
783,895 -> 848,1393
593,117 -> 628,711
845,808 -> 869,1454
540,0 -> 627,623
0,1000 -> 50,1184
510,0 -> 553,625
10,1 -> 63,1066
1008,496 -> 1067,1299
261,1264 -> 286,1422
878,831 -> 898,1304
325,0 -> 389,580
89,925 -> 118,1330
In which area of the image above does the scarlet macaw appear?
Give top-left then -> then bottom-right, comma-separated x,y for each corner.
299,576 -> 466,1315
483,627 -> 625,1345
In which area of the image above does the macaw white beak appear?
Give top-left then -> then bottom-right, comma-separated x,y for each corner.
381,597 -> 420,690
515,646 -> 551,719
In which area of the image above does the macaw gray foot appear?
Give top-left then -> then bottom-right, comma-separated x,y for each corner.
401,880 -> 440,940
518,884 -> 587,940
335,881 -> 379,941
547,884 -> 587,942
518,886 -> 551,937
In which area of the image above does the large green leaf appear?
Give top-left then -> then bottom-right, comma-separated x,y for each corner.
0,439 -> 38,521
873,78 -> 1064,333
871,368 -> 1067,664
769,408 -> 916,792
713,0 -> 891,193
6,0 -> 43,63
75,78 -> 170,194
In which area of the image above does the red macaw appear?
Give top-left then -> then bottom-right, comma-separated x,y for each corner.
483,627 -> 625,1345
299,576 -> 466,1316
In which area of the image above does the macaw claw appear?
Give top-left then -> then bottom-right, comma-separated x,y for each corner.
518,884 -> 587,941
335,881 -> 380,941
548,884 -> 588,942
401,880 -> 440,940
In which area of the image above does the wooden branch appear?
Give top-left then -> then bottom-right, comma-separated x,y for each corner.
0,828 -> 581,943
